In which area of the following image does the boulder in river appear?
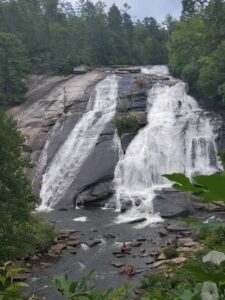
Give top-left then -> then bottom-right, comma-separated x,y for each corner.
153,189 -> 194,218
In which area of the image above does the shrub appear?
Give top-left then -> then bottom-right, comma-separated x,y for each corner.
163,247 -> 178,259
134,77 -> 148,88
113,114 -> 139,136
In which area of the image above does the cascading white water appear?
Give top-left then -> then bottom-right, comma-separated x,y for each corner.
114,66 -> 222,224
38,75 -> 118,211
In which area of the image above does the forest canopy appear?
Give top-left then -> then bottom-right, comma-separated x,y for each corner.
168,0 -> 225,107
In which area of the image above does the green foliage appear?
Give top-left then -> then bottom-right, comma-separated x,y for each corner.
163,247 -> 178,259
163,172 -> 225,202
134,78 -> 148,89
53,270 -> 131,300
0,0 -> 168,80
0,32 -> 30,105
0,261 -> 29,300
169,0 -> 225,107
113,114 -> 139,136
0,111 -> 55,261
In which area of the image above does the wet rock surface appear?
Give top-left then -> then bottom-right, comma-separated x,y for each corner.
153,189 -> 195,218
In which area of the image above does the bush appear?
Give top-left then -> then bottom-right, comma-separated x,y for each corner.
134,77 -> 148,88
163,247 -> 178,259
113,114 -> 139,136
0,112 -> 55,262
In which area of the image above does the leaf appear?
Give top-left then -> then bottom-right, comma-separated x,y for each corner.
183,265 -> 225,283
180,289 -> 194,300
195,174 -> 225,202
163,173 -> 196,192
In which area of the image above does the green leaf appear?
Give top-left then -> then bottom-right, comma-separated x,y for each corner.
195,174 -> 225,202
163,173 -> 196,192
183,265 -> 225,283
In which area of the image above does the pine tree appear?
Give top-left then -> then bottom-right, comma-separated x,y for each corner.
0,32 -> 30,105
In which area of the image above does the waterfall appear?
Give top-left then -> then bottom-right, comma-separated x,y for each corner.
38,75 -> 118,211
114,66 -> 222,224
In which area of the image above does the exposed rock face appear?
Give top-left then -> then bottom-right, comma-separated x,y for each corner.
8,71 -> 106,195
153,189 -> 195,218
8,68 -> 225,209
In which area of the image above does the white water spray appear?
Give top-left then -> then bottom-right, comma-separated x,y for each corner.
38,75 -> 118,211
114,66 -> 222,224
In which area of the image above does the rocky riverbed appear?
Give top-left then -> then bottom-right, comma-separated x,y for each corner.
13,204 -> 223,300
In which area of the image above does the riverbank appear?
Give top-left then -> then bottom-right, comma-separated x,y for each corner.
19,206 -> 224,300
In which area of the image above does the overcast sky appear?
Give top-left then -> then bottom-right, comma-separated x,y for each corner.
71,0 -> 182,22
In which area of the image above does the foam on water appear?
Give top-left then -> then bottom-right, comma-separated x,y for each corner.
73,216 -> 88,222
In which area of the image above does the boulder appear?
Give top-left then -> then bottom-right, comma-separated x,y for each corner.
117,67 -> 141,73
73,66 -> 91,75
167,222 -> 188,232
86,239 -> 102,247
153,189 -> 194,218
112,260 -> 125,268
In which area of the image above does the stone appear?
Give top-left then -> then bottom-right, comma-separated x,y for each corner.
59,229 -> 77,236
130,241 -> 142,247
171,257 -> 187,264
150,260 -> 168,269
117,67 -> 141,73
140,253 -> 150,258
116,254 -> 125,258
121,265 -> 136,276
86,239 -> 102,247
157,253 -> 167,260
167,222 -> 188,232
25,263 -> 32,268
14,273 -> 31,281
184,242 -> 200,248
112,260 -> 125,268
58,208 -> 68,211
30,255 -> 39,262
127,218 -> 147,224
51,243 -> 67,253
69,250 -> 77,255
115,70 -> 130,74
137,237 -> 146,242
40,262 -> 52,269
177,247 -> 197,253
159,228 -> 169,237
177,238 -> 194,246
153,189 -> 194,218
121,133 -> 137,152
73,66 -> 91,75
145,258 -> 155,265
67,240 -> 80,247
47,250 -> 60,258
103,234 -> 116,239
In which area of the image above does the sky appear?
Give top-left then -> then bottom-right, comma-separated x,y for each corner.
71,0 -> 182,22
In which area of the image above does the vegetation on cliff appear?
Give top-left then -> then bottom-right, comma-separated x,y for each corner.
168,0 -> 225,107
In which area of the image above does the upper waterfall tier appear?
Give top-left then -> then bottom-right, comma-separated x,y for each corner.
114,66 -> 222,222
39,75 -> 119,210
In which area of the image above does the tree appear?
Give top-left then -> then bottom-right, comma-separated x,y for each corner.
181,0 -> 210,19
0,32 -> 30,105
108,4 -> 122,32
0,112 -> 38,260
